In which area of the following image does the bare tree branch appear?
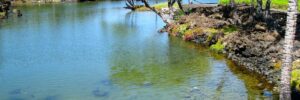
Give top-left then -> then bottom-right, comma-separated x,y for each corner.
141,0 -> 168,23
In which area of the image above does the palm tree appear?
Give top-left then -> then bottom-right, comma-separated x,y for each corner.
280,0 -> 298,99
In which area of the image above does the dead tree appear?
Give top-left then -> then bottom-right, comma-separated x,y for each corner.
168,0 -> 187,14
140,0 -> 187,24
176,0 -> 187,14
168,0 -> 176,8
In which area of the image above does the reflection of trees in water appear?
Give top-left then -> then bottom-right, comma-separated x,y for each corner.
125,11 -> 160,29
1,3 -> 98,29
125,11 -> 137,29
212,68 -> 227,100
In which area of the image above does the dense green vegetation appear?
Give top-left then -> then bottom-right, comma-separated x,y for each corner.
219,0 -> 300,11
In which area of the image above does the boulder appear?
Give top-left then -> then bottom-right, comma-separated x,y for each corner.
255,24 -> 267,31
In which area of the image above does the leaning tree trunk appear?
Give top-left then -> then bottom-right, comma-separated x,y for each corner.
167,0 -> 176,21
125,0 -> 136,10
177,0 -> 186,14
280,0 -> 298,99
141,0 -> 173,24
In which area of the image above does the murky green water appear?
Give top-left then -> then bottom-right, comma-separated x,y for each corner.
0,1 -> 278,100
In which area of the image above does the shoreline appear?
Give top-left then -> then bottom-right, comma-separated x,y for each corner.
162,4 -> 300,94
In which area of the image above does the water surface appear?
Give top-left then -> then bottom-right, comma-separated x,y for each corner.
0,1 -> 277,100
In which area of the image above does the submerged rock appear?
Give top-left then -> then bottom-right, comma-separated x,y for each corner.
92,89 -> 109,97
190,87 -> 200,93
101,79 -> 112,86
9,89 -> 22,95
143,81 -> 153,87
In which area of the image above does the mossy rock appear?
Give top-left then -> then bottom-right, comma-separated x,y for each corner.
293,59 -> 300,70
210,40 -> 224,52
273,60 -> 282,71
183,28 -> 203,41
169,25 -> 180,36
179,24 -> 189,36
170,24 -> 189,37
204,28 -> 218,34
203,28 -> 218,43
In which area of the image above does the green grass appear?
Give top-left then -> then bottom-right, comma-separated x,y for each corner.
153,2 -> 179,9
219,0 -> 300,11
136,2 -> 179,11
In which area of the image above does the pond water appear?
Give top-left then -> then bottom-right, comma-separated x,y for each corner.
0,1 -> 278,100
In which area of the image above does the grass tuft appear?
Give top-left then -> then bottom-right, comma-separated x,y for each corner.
136,2 -> 179,11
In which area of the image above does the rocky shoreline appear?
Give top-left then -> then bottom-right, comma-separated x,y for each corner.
0,0 -> 23,19
10,0 -> 95,5
163,4 -> 300,94
0,0 -> 97,19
